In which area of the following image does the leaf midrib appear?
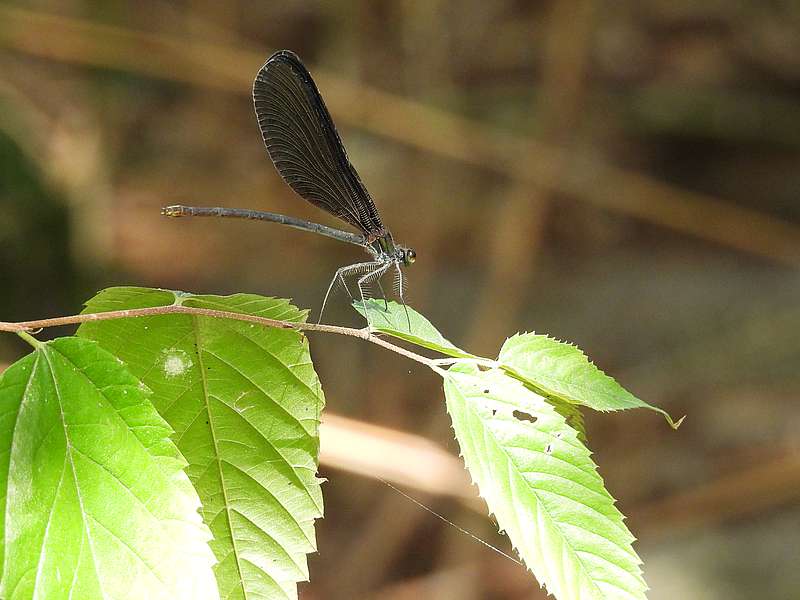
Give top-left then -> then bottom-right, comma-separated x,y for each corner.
502,348 -> 639,409
193,315 -> 249,600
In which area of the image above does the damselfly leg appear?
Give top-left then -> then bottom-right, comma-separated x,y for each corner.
395,262 -> 411,330
356,262 -> 393,328
319,261 -> 381,324
376,277 -> 389,310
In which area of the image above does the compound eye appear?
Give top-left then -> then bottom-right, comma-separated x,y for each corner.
405,249 -> 416,265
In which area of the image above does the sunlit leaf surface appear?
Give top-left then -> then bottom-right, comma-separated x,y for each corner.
0,336 -> 217,600
443,363 -> 647,600
354,299 -> 473,358
79,287 -> 324,600
499,333 -> 682,428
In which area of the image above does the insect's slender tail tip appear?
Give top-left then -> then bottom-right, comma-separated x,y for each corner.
161,205 -> 187,217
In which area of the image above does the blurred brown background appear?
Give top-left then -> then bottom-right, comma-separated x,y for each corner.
1,1 -> 799,599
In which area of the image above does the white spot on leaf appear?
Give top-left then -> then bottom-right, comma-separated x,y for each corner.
162,349 -> 192,378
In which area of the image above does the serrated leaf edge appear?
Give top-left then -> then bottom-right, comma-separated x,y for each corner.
443,369 -> 647,600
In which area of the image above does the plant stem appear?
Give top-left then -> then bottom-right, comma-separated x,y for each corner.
16,330 -> 43,349
0,306 -> 438,368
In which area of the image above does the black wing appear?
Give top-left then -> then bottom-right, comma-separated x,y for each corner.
253,50 -> 385,238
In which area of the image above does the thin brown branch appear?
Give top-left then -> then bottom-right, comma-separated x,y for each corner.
0,305 -> 438,368
631,448 -> 800,540
1,5 -> 799,264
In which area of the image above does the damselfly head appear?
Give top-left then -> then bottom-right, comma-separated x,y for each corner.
402,247 -> 416,266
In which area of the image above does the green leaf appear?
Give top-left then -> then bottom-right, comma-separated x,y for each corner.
356,302 -> 591,439
354,299 -> 473,358
499,333 -> 683,428
443,363 -> 647,600
0,336 -> 217,600
546,396 -> 588,443
78,287 -> 325,600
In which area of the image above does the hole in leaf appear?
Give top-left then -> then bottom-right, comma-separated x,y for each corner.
512,410 -> 537,423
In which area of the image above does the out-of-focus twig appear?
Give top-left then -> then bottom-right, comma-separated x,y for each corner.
366,565 -> 487,600
0,73 -> 114,264
621,302 -> 800,398
630,448 -> 800,539
1,6 -> 799,265
0,75 -> 50,161
319,413 -> 474,501
465,0 -> 596,353
321,408 -> 800,545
